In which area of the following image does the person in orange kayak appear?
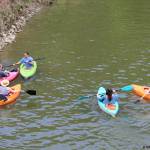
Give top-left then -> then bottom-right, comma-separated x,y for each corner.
0,80 -> 14,101
13,52 -> 34,68
0,64 -> 8,78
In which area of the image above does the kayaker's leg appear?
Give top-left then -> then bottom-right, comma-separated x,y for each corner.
0,94 -> 8,101
10,68 -> 18,72
0,71 -> 7,77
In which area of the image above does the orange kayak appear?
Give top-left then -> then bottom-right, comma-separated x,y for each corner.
132,84 -> 150,101
0,84 -> 21,106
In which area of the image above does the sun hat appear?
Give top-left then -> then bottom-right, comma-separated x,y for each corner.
1,79 -> 10,87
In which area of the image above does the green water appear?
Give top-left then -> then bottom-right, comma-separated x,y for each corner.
0,0 -> 150,149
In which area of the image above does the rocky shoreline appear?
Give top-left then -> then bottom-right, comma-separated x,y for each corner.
0,0 -> 55,50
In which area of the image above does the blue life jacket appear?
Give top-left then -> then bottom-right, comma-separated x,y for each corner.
19,56 -> 33,68
0,86 -> 9,96
102,94 -> 118,104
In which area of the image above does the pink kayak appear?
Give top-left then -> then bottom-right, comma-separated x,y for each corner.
0,69 -> 19,83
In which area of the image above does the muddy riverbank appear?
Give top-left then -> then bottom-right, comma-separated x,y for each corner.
0,0 -> 55,50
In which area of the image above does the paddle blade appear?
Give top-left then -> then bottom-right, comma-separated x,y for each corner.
34,57 -> 46,61
26,90 -> 36,95
78,96 -> 91,100
4,64 -> 13,68
120,85 -> 133,92
78,95 -> 95,100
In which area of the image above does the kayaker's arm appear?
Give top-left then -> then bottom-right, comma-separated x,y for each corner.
27,57 -> 34,64
27,61 -> 33,64
13,57 -> 25,66
8,87 -> 15,94
13,61 -> 20,66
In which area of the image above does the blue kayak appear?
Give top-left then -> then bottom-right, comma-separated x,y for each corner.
97,87 -> 119,117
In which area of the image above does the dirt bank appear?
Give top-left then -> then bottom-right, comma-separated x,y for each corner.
0,0 -> 55,50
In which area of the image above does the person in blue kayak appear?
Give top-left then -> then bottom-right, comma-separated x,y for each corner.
0,80 -> 14,101
13,52 -> 34,69
0,64 -> 8,78
97,87 -> 118,104
106,88 -> 118,104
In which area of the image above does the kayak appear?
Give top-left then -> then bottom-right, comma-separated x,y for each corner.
0,84 -> 21,106
132,84 -> 150,101
97,87 -> 119,117
98,100 -> 119,117
20,61 -> 37,79
0,69 -> 19,83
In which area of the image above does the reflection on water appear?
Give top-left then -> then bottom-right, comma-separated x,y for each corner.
0,0 -> 150,149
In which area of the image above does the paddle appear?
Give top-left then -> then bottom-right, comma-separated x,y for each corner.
17,89 -> 36,95
118,85 -> 133,92
78,93 -> 128,101
25,90 -> 36,95
4,57 -> 46,68
78,85 -> 133,100
0,90 -> 36,102
78,95 -> 95,100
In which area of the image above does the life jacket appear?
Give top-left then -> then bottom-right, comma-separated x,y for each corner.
0,86 -> 9,96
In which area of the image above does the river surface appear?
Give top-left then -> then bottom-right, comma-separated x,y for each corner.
0,0 -> 150,149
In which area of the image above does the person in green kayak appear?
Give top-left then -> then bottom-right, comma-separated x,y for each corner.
13,52 -> 34,68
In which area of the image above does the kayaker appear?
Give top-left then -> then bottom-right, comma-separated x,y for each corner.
0,64 -> 8,78
134,87 -> 150,104
144,88 -> 150,95
97,88 -> 118,104
13,52 -> 34,68
106,88 -> 118,104
0,80 -> 14,101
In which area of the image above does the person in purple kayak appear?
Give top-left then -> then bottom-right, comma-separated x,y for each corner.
0,64 -> 8,78
13,52 -> 34,69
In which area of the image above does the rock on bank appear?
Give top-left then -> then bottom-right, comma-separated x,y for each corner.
0,0 -> 55,50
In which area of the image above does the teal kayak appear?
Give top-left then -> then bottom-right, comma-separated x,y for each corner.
20,61 -> 37,79
97,87 -> 119,117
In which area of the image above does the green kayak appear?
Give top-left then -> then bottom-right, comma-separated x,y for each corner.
20,61 -> 37,79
